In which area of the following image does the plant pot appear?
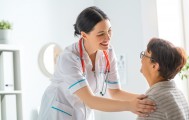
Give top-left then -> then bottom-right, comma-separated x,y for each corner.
0,30 -> 12,44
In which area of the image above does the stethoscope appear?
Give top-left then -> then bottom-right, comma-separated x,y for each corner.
78,38 -> 110,96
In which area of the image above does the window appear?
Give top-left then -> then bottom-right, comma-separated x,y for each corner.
156,0 -> 189,101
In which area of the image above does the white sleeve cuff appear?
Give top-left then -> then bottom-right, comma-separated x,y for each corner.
68,79 -> 87,94
107,80 -> 121,89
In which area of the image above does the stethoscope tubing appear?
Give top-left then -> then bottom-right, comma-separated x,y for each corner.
78,38 -> 110,96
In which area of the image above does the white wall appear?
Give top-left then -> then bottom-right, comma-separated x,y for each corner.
182,0 -> 189,101
0,0 -> 93,120
183,0 -> 189,52
0,0 -> 158,120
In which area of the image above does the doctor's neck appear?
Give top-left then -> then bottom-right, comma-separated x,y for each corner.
83,39 -> 97,56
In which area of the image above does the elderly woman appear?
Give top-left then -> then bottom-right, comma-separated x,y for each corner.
137,38 -> 189,120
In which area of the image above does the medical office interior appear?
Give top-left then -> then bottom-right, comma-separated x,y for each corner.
0,0 -> 189,120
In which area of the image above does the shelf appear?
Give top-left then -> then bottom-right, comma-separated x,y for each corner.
0,44 -> 20,51
0,45 -> 23,120
0,90 -> 22,95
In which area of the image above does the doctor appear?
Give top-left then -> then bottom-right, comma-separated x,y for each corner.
38,6 -> 156,120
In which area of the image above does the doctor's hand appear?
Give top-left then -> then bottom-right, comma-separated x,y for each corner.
129,94 -> 156,117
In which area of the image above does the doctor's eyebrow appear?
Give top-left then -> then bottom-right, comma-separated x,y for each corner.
97,27 -> 112,34
97,31 -> 104,34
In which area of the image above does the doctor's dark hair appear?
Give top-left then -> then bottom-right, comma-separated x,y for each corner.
73,6 -> 109,37
147,38 -> 187,80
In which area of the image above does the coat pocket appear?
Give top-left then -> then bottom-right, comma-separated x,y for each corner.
50,100 -> 73,120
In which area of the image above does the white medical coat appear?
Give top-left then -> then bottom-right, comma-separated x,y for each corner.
38,41 -> 120,120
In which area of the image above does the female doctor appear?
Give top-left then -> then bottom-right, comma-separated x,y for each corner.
38,6 -> 156,120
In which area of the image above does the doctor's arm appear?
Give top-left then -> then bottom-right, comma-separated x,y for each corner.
75,86 -> 155,117
109,89 -> 156,110
109,88 -> 148,101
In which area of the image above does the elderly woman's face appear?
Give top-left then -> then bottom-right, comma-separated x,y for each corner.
140,50 -> 154,78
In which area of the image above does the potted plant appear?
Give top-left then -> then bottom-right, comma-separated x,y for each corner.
179,56 -> 189,80
0,20 -> 12,44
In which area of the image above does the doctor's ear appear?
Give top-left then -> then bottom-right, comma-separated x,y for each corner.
81,31 -> 87,40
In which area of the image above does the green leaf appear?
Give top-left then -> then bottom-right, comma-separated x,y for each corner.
0,20 -> 12,30
179,56 -> 189,80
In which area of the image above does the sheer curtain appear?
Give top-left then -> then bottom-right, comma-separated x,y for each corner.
156,0 -> 189,101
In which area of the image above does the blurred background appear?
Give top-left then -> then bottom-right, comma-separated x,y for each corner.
0,0 -> 189,120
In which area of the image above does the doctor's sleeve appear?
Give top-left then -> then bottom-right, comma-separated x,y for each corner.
55,53 -> 88,94
107,47 -> 121,89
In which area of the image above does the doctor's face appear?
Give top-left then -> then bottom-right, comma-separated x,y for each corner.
85,19 -> 112,50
